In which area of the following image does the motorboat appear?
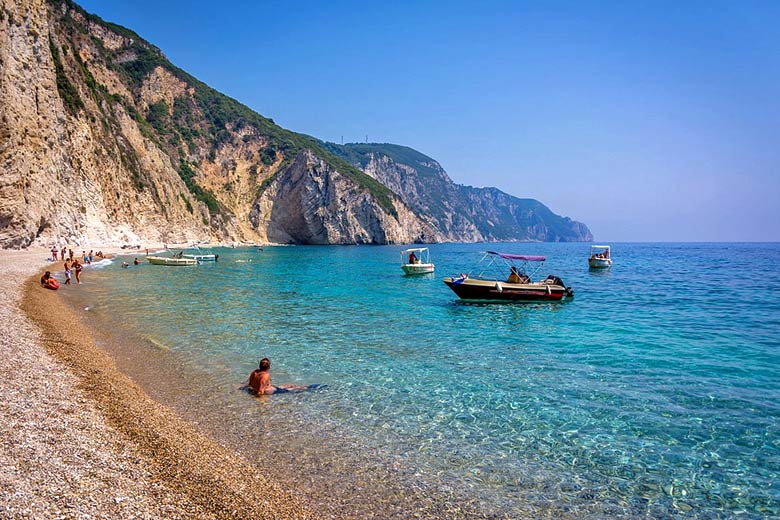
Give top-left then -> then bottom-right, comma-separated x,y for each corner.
182,245 -> 219,262
588,245 -> 612,269
401,247 -> 435,275
443,251 -> 573,302
147,254 -> 197,266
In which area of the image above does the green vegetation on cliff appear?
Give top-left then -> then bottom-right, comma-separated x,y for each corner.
49,0 -> 398,219
48,37 -> 83,114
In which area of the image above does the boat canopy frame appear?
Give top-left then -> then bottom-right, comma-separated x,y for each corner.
465,251 -> 546,281
401,247 -> 431,264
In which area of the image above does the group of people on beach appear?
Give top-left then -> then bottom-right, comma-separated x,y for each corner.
50,246 -> 105,264
46,245 -> 112,287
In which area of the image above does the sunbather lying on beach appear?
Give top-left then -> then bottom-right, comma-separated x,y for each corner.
242,358 -> 308,395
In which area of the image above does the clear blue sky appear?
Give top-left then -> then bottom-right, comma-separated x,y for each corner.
78,0 -> 780,241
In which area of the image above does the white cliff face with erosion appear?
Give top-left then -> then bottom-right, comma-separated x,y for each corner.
0,0 -> 437,248
0,0 -> 209,247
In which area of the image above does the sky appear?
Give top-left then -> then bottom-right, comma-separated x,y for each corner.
77,0 -> 780,241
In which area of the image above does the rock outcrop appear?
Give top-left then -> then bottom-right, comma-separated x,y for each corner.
0,0 -> 589,248
0,0 -> 433,247
324,143 -> 593,242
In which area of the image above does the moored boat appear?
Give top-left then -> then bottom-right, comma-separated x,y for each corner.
443,251 -> 573,302
588,245 -> 612,269
181,244 -> 218,262
147,255 -> 197,266
401,247 -> 435,275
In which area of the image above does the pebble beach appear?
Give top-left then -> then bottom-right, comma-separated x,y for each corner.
0,250 -> 312,519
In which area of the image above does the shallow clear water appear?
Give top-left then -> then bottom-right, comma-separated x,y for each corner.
62,243 -> 780,518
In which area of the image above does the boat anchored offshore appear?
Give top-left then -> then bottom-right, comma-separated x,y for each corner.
147,252 -> 198,266
401,247 -> 435,275
588,245 -> 612,269
443,251 -> 573,302
182,245 -> 219,262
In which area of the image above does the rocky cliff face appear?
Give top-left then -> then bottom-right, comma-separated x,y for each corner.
0,0 -> 589,248
0,0 -> 433,248
324,143 -> 593,242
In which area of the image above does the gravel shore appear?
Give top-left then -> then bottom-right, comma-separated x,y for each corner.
0,251 -> 312,519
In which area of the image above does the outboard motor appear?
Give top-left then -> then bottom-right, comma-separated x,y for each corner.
545,275 -> 564,286
546,275 -> 574,298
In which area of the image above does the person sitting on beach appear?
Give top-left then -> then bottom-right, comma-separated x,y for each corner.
244,358 -> 306,395
40,271 -> 51,286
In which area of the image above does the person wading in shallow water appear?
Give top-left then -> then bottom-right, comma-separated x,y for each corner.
72,258 -> 83,284
243,358 -> 306,395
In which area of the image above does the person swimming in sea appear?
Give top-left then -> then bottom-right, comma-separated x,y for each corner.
243,358 -> 309,395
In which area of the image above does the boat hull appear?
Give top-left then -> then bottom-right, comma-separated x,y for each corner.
402,263 -> 435,275
588,258 -> 612,269
443,277 -> 570,302
147,256 -> 197,266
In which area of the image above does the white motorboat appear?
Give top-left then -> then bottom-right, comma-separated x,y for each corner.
588,245 -> 612,268
401,247 -> 435,275
181,245 -> 218,262
147,255 -> 197,266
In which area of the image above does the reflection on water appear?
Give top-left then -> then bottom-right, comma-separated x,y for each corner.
59,243 -> 780,519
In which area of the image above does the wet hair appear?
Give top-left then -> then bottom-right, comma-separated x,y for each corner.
259,358 -> 271,371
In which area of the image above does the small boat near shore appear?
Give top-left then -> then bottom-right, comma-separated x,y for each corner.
588,245 -> 612,269
147,255 -> 197,266
443,251 -> 573,302
401,247 -> 435,275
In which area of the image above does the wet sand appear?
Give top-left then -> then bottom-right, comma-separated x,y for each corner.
1,250 -> 311,519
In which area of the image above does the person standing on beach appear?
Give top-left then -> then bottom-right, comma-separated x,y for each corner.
50,246 -> 58,261
72,258 -> 83,284
63,259 -> 72,285
60,246 -> 65,261
68,248 -> 74,261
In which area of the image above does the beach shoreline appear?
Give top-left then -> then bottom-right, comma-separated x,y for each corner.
1,250 -> 311,519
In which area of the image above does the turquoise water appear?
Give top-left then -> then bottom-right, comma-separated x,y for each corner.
63,243 -> 780,518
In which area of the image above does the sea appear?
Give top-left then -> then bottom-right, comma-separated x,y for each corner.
59,243 -> 780,519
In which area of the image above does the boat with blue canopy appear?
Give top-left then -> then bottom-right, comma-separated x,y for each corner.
443,251 -> 573,302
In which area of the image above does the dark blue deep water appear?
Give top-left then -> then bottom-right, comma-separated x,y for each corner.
62,243 -> 780,518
